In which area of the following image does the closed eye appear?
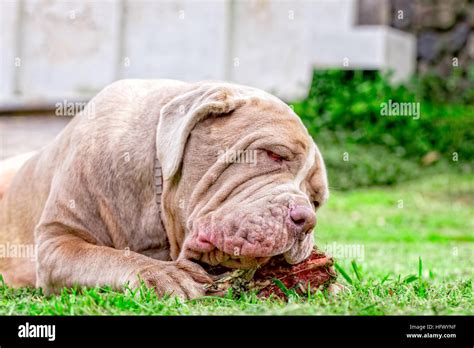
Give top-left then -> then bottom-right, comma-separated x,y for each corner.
266,150 -> 285,162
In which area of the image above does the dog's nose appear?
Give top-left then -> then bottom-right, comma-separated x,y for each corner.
289,205 -> 316,234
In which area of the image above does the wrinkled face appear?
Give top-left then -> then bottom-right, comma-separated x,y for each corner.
172,99 -> 328,269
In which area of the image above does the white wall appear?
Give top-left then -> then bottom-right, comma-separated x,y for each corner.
0,0 -> 415,106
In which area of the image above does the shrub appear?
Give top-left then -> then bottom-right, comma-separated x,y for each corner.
291,70 -> 473,189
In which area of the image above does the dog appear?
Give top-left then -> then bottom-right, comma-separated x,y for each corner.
0,79 -> 328,299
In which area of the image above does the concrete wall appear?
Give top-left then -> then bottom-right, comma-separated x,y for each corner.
0,0 -> 416,106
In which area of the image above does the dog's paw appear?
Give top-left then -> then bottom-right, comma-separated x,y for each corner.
128,259 -> 213,299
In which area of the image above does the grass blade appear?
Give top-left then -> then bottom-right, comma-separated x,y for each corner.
380,273 -> 391,285
418,257 -> 426,297
418,257 -> 423,279
272,278 -> 291,296
418,257 -> 424,288
351,260 -> 362,282
403,275 -> 418,284
335,263 -> 353,285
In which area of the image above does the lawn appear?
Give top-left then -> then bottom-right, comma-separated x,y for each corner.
1,173 -> 472,315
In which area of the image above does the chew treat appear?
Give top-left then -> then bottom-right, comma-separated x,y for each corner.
204,249 -> 337,299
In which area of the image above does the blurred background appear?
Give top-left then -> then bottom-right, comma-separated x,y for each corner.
1,0 -> 473,171
0,0 -> 473,309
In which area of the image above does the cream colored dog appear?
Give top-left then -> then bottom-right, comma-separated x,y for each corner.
0,80 -> 328,299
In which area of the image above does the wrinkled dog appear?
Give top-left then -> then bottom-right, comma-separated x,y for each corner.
0,80 -> 328,298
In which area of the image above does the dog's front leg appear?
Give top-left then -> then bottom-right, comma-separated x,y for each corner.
35,225 -> 212,299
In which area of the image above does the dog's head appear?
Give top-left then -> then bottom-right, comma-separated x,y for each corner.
157,82 -> 328,269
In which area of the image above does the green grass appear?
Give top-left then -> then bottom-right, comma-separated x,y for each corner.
1,173 -> 472,315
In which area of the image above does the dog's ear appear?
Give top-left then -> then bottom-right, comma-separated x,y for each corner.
156,84 -> 241,181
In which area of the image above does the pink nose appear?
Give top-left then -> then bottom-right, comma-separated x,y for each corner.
289,205 -> 317,234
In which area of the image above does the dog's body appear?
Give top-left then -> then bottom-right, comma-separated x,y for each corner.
0,79 -> 328,298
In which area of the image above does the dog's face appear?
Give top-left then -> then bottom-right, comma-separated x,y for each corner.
157,84 -> 328,269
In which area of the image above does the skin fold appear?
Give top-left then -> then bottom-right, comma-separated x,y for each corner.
0,79 -> 328,299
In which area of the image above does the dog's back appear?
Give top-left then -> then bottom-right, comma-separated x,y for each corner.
0,152 -> 36,199
0,151 -> 44,286
0,79 -> 189,287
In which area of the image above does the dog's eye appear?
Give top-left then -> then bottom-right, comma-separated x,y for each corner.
313,201 -> 320,208
266,150 -> 284,162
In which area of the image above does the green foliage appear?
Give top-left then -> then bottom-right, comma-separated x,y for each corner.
411,66 -> 474,105
291,70 -> 474,189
